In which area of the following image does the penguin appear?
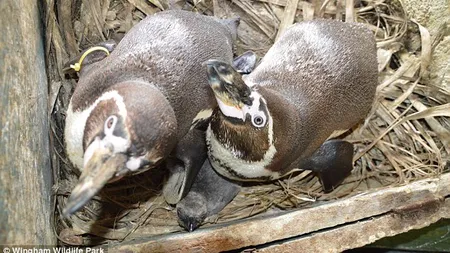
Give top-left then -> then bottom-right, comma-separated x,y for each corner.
204,19 -> 378,191
62,39 -> 117,76
174,51 -> 256,232
62,10 -> 241,216
176,159 -> 241,232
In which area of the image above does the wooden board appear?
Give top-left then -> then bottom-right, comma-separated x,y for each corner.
109,173 -> 450,252
257,199 -> 450,252
0,0 -> 54,245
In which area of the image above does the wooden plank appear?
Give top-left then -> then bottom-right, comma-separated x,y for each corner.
0,0 -> 54,245
109,173 -> 450,253
257,199 -> 450,252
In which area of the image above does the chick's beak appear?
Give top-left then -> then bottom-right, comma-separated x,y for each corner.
63,144 -> 127,217
205,59 -> 234,90
206,60 -> 242,107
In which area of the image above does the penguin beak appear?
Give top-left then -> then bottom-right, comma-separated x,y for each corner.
206,59 -> 235,90
63,144 -> 127,217
205,59 -> 251,108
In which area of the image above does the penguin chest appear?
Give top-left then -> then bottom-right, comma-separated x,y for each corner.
206,126 -> 280,181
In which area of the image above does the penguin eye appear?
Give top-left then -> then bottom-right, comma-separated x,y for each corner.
106,117 -> 114,129
252,115 -> 266,127
104,116 -> 118,134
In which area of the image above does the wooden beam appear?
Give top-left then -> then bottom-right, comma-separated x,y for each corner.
109,173 -> 450,252
257,199 -> 450,252
0,0 -> 54,245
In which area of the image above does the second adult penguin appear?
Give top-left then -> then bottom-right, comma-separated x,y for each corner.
205,19 -> 378,191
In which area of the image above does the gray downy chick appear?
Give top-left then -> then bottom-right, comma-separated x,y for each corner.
175,51 -> 257,232
176,159 -> 241,232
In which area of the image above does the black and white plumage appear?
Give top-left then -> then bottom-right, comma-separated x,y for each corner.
205,19 -> 378,191
63,10 -> 239,216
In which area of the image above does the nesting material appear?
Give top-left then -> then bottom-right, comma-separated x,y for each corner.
45,0 -> 450,246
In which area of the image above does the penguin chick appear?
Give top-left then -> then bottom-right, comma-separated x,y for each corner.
176,192 -> 207,232
162,51 -> 257,205
173,52 -> 256,232
176,159 -> 240,232
205,19 -> 378,191
63,10 -> 240,216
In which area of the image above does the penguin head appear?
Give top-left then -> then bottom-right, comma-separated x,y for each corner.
205,59 -> 270,129
63,81 -> 177,216
205,60 -> 277,172
176,191 -> 208,232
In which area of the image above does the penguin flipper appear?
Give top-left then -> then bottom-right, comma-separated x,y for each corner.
303,139 -> 354,193
232,51 -> 258,74
176,159 -> 241,232
163,128 -> 207,204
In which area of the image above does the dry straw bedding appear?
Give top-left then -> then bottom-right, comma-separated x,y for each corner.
44,0 -> 450,246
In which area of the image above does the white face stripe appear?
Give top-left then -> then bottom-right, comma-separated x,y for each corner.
65,90 -> 128,171
216,98 -> 245,120
215,90 -> 268,127
243,91 -> 267,127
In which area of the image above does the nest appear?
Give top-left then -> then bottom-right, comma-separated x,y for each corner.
45,0 -> 450,246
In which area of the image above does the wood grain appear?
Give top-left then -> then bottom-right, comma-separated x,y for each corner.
257,199 -> 450,252
108,173 -> 450,252
0,0 -> 54,245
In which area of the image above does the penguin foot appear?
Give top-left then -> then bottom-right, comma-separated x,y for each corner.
304,139 -> 354,192
232,51 -> 257,74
